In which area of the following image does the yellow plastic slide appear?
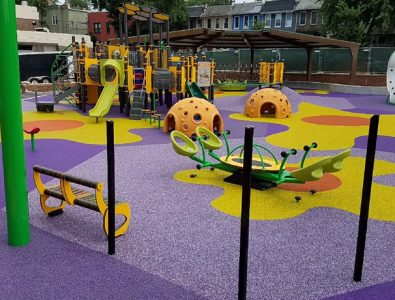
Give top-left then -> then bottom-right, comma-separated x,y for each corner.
89,82 -> 118,118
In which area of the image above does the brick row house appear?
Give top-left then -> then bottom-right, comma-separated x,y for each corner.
88,12 -> 118,43
294,0 -> 323,36
200,5 -> 232,31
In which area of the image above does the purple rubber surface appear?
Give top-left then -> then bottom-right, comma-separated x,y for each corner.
0,140 -> 104,209
0,212 -> 204,299
0,91 -> 394,299
353,136 -> 395,153
326,279 -> 395,300
25,142 -> 395,300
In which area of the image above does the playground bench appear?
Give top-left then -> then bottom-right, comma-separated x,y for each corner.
33,165 -> 131,237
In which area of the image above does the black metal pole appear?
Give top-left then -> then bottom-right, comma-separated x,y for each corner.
159,24 -> 163,68
166,20 -> 170,46
106,120 -> 116,255
238,126 -> 254,300
149,12 -> 153,46
124,9 -> 128,46
136,21 -> 140,46
209,84 -> 214,102
353,114 -> 379,282
118,13 -> 123,43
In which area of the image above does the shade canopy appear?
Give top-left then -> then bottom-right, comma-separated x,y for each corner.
123,28 -> 359,51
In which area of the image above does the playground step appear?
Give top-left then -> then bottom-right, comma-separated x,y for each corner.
130,108 -> 143,120
131,102 -> 143,109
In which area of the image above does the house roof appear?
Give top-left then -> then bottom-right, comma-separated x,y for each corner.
295,0 -> 323,11
187,5 -> 206,18
201,5 -> 232,17
261,0 -> 296,13
230,2 -> 263,16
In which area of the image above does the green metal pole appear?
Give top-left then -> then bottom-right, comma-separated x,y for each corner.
31,134 -> 35,152
0,0 -> 30,246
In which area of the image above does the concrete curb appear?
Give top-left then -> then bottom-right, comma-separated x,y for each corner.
285,81 -> 388,95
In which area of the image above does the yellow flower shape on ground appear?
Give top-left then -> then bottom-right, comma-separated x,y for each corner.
230,103 -> 395,150
22,109 -> 158,145
174,157 -> 395,222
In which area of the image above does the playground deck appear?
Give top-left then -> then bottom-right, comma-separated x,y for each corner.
0,88 -> 394,299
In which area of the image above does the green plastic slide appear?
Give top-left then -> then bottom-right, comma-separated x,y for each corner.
186,82 -> 208,101
89,82 -> 118,118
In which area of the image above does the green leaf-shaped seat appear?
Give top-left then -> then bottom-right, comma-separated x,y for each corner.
196,126 -> 222,150
291,157 -> 332,182
323,149 -> 352,173
170,131 -> 198,157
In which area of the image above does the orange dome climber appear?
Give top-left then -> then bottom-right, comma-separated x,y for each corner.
163,97 -> 224,137
244,88 -> 291,119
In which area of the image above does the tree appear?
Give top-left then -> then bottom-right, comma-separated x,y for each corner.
66,0 -> 91,10
252,20 -> 265,30
19,0 -> 50,27
321,0 -> 395,44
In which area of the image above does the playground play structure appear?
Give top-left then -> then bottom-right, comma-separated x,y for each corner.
387,51 -> 395,105
259,60 -> 284,87
244,88 -> 291,119
45,3 -> 215,121
163,97 -> 224,137
1,2 -> 393,297
170,126 -> 352,191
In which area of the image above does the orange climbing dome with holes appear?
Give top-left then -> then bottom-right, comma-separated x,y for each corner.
244,88 -> 291,119
163,97 -> 224,137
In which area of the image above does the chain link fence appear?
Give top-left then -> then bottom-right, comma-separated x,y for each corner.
200,47 -> 394,74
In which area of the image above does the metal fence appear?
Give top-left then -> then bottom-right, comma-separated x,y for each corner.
199,47 -> 395,74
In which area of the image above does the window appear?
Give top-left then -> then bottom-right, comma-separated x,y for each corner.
311,11 -> 318,25
285,13 -> 292,27
234,16 -> 239,29
253,15 -> 259,26
106,22 -> 111,33
216,18 -> 220,29
243,15 -> 249,29
207,18 -> 211,28
264,14 -> 271,28
94,22 -> 101,34
52,15 -> 58,25
275,14 -> 281,28
299,11 -> 306,26
198,19 -> 202,28
224,17 -> 228,29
